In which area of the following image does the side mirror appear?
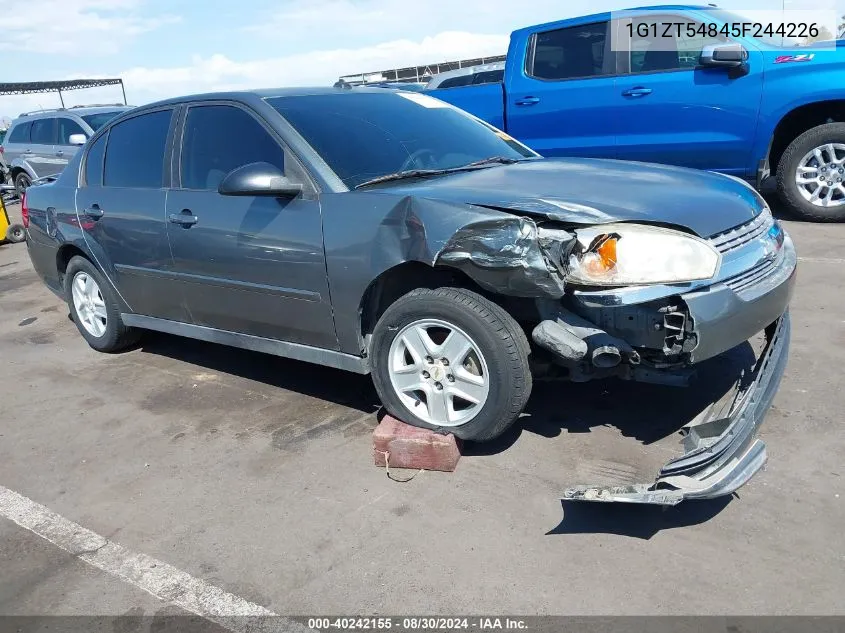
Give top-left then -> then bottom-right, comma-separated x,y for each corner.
68,133 -> 88,146
700,43 -> 748,69
218,162 -> 303,198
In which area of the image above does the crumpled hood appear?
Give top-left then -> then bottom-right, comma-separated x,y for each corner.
381,158 -> 767,238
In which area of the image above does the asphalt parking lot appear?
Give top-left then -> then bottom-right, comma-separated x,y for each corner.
0,197 -> 843,620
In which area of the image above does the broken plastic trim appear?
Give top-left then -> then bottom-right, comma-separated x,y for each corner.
564,312 -> 790,506
435,217 -> 571,298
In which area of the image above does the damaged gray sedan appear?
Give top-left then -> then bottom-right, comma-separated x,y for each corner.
23,87 -> 795,505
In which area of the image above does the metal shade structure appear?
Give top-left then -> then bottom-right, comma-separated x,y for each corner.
0,79 -> 127,107
338,55 -> 506,86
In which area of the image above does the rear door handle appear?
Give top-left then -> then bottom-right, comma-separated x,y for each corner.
56,150 -> 64,157
622,87 -> 653,97
514,96 -> 541,106
84,204 -> 104,220
169,210 -> 198,227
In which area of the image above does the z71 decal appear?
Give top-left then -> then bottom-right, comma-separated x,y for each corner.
774,54 -> 816,64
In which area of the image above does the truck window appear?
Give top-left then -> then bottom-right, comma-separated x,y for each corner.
629,16 -> 730,74
529,22 -> 609,81
472,70 -> 504,85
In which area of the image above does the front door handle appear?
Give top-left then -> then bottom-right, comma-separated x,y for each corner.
84,204 -> 104,220
514,96 -> 541,106
622,87 -> 653,97
169,210 -> 198,227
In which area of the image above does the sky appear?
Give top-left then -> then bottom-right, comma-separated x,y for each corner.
1,0 -> 840,121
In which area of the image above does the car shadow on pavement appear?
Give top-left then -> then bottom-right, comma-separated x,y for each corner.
136,331 -> 381,414
547,496 -> 734,539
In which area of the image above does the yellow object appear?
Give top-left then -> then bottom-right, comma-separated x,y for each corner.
0,195 -> 25,244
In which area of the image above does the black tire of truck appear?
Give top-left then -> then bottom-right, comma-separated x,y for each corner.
5,223 -> 25,243
370,287 -> 533,442
777,123 -> 845,222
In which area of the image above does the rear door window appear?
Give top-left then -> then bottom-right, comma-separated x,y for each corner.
179,104 -> 286,191
30,118 -> 57,144
8,122 -> 31,143
103,109 -> 173,188
84,133 -> 107,187
58,118 -> 86,145
529,22 -> 610,80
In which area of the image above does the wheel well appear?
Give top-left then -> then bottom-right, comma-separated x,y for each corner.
770,100 -> 845,175
358,262 -> 484,345
56,244 -> 89,279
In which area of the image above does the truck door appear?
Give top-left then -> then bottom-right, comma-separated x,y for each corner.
612,13 -> 764,174
505,19 -> 617,159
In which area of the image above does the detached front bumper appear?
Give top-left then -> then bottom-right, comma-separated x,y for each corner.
564,311 -> 791,505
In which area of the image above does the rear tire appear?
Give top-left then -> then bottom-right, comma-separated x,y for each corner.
64,255 -> 140,352
776,123 -> 845,222
14,172 -> 31,198
5,223 -> 25,243
370,287 -> 532,442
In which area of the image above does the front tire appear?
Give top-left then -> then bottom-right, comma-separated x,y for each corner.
370,287 -> 532,442
777,123 -> 845,222
14,172 -> 31,198
64,255 -> 139,352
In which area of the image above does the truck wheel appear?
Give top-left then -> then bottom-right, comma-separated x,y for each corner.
5,223 -> 25,243
370,287 -> 532,442
777,123 -> 845,222
64,255 -> 140,353
14,172 -> 31,197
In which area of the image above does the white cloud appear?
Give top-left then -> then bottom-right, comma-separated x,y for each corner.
118,30 -> 508,102
0,0 -> 179,55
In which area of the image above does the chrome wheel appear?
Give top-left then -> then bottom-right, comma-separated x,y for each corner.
387,318 -> 490,427
71,271 -> 107,338
796,143 -> 845,208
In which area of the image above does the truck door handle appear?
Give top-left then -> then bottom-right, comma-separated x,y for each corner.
84,204 -> 104,220
622,87 -> 653,97
515,96 -> 541,106
169,210 -> 198,227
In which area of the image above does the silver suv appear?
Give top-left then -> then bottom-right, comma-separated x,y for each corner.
2,105 -> 132,195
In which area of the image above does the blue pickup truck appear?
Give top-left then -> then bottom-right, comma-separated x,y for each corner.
432,5 -> 845,221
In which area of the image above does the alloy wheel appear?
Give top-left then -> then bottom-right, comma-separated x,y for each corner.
71,272 -> 108,338
795,143 -> 845,208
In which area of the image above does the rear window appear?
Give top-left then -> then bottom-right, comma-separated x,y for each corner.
530,22 -> 609,80
436,75 -> 475,89
7,122 -> 31,143
81,111 -> 126,132
104,109 -> 172,188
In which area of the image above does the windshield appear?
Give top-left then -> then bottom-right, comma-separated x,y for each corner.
81,111 -> 125,131
267,92 -> 538,189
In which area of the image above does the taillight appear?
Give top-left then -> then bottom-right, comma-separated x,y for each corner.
20,191 -> 29,228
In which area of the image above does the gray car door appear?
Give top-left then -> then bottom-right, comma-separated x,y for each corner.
75,107 -> 186,321
27,118 -> 61,178
165,102 -> 337,350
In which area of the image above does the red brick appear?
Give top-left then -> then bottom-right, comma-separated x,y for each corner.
373,415 -> 462,472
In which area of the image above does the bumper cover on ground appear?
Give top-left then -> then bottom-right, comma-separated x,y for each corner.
564,311 -> 791,506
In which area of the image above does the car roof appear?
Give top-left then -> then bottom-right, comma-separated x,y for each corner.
12,105 -> 132,123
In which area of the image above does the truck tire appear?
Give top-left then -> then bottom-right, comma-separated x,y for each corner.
64,255 -> 140,353
777,123 -> 845,222
14,172 -> 31,198
370,287 -> 532,442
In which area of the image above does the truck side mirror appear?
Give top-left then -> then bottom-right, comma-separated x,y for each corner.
700,43 -> 748,69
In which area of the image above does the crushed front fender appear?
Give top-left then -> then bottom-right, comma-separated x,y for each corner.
564,312 -> 791,506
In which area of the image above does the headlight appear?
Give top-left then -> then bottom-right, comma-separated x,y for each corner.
566,224 -> 720,286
